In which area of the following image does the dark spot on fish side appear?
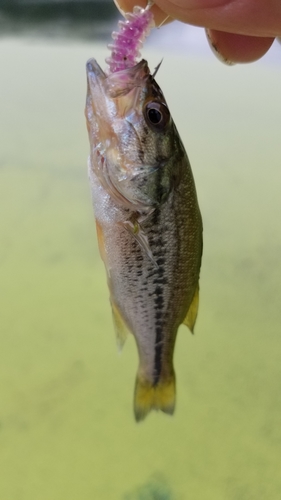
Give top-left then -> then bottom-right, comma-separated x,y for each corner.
157,266 -> 165,277
152,238 -> 162,247
154,295 -> 164,308
153,276 -> 168,286
153,285 -> 164,385
148,228 -> 158,236
154,324 -> 164,385
156,257 -> 165,266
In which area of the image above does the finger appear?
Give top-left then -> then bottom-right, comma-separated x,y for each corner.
113,0 -> 170,26
155,0 -> 281,37
115,0 -> 281,38
206,30 -> 275,64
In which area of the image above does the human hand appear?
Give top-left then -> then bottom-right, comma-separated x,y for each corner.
114,0 -> 280,64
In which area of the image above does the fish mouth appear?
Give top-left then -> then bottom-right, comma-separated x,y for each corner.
86,58 -> 150,98
106,59 -> 150,98
86,58 -> 106,80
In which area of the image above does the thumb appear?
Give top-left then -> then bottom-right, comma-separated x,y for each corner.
115,0 -> 281,37
154,0 -> 281,37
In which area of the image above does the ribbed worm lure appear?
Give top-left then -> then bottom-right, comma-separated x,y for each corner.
106,2 -> 155,73
85,3 -> 202,421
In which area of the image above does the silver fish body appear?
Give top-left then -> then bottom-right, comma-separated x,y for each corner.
85,58 -> 202,421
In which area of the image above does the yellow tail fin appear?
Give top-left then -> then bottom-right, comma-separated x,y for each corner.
134,372 -> 176,422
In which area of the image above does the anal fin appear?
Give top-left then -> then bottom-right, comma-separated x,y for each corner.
183,284 -> 199,334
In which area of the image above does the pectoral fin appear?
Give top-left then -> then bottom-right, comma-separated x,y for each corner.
122,218 -> 158,268
183,284 -> 199,334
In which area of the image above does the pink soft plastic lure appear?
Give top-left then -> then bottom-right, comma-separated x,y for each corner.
106,2 -> 155,73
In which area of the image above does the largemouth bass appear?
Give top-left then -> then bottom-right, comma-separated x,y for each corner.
85,5 -> 203,421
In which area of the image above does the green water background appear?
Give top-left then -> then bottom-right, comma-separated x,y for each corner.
1,34 -> 281,499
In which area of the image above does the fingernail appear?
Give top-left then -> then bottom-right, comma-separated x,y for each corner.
113,0 -> 125,15
113,0 -> 168,28
205,29 -> 236,66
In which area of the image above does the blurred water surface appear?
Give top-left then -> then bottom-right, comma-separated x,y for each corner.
0,0 -> 117,39
0,6 -> 281,500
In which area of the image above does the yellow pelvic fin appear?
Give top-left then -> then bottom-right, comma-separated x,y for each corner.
183,284 -> 199,334
95,220 -> 107,265
111,299 -> 130,351
134,372 -> 176,422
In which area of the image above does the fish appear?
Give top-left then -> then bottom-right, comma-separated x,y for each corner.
85,4 -> 203,421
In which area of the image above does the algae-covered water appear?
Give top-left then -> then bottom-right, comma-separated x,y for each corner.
1,35 -> 281,500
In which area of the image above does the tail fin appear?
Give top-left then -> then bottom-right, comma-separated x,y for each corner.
134,372 -> 176,422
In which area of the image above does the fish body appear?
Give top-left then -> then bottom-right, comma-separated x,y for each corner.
85,56 -> 202,421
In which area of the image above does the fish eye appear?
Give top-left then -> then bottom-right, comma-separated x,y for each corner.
144,101 -> 170,131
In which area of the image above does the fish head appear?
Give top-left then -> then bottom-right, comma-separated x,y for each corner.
86,59 -> 182,210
